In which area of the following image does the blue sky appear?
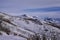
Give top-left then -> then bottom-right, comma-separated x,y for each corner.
0,0 -> 60,18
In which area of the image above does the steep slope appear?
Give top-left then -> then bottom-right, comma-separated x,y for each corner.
0,12 -> 60,40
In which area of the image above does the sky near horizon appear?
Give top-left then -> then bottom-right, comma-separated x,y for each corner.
0,0 -> 60,18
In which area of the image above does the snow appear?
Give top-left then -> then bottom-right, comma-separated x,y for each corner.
0,35 -> 26,40
0,13 -> 60,40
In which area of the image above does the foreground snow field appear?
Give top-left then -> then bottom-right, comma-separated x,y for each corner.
0,12 -> 60,40
0,35 -> 26,40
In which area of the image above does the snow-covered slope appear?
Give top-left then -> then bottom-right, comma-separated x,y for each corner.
0,12 -> 60,40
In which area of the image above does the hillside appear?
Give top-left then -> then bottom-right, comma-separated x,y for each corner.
0,12 -> 60,40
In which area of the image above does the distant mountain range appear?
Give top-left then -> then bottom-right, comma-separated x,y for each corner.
43,17 -> 60,23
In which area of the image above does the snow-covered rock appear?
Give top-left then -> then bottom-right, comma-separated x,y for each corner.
0,12 -> 60,40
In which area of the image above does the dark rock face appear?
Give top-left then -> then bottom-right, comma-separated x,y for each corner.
24,18 -> 42,25
0,21 -> 10,35
0,32 -> 2,35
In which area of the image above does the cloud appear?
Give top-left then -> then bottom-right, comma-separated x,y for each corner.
0,0 -> 60,11
0,0 -> 60,18
24,7 -> 60,12
23,12 -> 60,18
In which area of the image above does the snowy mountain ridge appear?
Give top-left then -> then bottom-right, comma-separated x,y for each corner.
0,12 -> 60,40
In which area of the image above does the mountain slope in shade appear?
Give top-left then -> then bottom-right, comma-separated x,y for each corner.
0,12 -> 60,40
